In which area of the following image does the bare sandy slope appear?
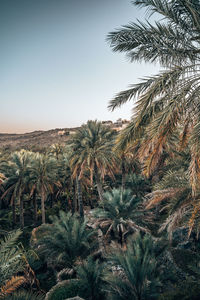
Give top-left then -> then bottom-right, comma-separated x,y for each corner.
0,128 -> 78,150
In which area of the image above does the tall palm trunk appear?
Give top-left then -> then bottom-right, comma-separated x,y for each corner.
12,195 -> 16,228
41,185 -> 46,224
72,182 -> 77,214
94,163 -> 104,202
19,189 -> 24,229
76,175 -> 84,218
33,190 -> 38,225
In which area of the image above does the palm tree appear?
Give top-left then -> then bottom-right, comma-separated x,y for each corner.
69,120 -> 117,203
49,143 -> 64,161
107,0 -> 200,195
73,256 -> 106,300
105,233 -> 162,300
45,257 -> 105,300
54,152 -> 75,213
0,150 -> 32,228
113,143 -> 141,191
32,211 -> 97,269
93,189 -> 148,246
0,230 -> 26,298
146,161 -> 193,239
28,153 -> 59,224
125,173 -> 151,197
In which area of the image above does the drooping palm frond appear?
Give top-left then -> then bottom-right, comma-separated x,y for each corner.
189,120 -> 200,196
145,168 -> 194,238
107,0 -> 200,199
133,0 -> 200,31
108,20 -> 197,66
108,66 -> 187,111
108,0 -> 200,64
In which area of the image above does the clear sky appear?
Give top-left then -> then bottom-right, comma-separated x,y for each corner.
0,0 -> 158,133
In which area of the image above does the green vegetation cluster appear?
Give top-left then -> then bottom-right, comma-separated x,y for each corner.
1,0 -> 200,299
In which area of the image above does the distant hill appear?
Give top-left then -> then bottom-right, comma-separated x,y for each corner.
0,128 -> 78,150
0,119 -> 130,151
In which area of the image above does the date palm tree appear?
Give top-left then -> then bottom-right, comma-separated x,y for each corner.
93,189 -> 148,246
28,153 -> 59,224
0,150 -> 32,228
49,143 -> 64,161
105,233 -> 162,300
69,120 -> 117,203
107,0 -> 200,195
113,144 -> 141,190
72,256 -> 106,300
32,211 -> 97,269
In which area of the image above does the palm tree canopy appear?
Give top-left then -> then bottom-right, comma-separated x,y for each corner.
0,150 -> 33,199
69,120 -> 117,181
94,189 -> 141,220
107,0 -> 200,195
105,233 -> 162,300
0,150 -> 34,218
28,153 -> 59,194
32,211 -> 97,268
74,256 -> 106,300
93,189 -> 148,241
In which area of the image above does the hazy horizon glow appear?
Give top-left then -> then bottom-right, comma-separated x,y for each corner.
1,0 -> 158,134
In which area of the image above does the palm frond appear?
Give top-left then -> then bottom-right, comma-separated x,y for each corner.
0,276 -> 26,298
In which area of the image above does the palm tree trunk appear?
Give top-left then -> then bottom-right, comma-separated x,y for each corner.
41,186 -> 46,224
33,190 -> 38,225
72,182 -> 77,214
19,190 -> 24,229
12,196 -> 16,228
76,175 -> 84,218
94,163 -> 104,202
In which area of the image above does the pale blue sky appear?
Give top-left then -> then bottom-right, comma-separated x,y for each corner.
0,0 -> 158,133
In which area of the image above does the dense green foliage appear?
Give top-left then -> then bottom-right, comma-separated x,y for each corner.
2,1 -> 200,299
32,211 -> 97,268
105,234 -> 162,300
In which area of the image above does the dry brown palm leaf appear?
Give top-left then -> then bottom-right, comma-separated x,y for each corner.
159,206 -> 188,240
188,201 -> 200,237
145,188 -> 184,209
189,153 -> 200,196
179,121 -> 191,151
22,254 -> 40,289
127,220 -> 150,233
0,276 -> 26,298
